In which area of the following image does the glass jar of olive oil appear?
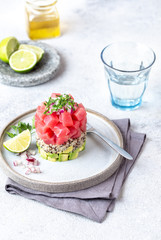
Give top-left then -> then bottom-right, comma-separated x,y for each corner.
25,0 -> 60,40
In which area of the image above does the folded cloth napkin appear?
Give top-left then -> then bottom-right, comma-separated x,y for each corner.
5,119 -> 146,223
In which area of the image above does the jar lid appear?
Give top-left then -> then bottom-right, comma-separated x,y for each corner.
26,0 -> 57,7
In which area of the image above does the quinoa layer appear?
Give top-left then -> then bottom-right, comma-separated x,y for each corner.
36,132 -> 86,154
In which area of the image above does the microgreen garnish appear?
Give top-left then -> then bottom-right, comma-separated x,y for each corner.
32,116 -> 35,130
6,121 -> 35,138
44,94 -> 76,115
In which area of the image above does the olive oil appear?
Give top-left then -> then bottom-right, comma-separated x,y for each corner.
25,0 -> 60,40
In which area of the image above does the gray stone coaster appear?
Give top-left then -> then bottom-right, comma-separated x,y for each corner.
0,41 -> 60,87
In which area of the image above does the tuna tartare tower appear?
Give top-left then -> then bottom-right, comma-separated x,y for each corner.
35,93 -> 87,161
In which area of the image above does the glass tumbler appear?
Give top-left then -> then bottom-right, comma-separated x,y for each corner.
101,42 -> 156,110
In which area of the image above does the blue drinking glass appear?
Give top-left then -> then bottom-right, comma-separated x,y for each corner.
101,42 -> 156,110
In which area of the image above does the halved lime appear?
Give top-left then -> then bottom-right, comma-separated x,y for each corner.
3,129 -> 31,153
0,37 -> 19,63
19,44 -> 44,62
9,49 -> 37,73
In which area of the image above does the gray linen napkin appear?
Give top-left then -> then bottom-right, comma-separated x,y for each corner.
5,119 -> 146,223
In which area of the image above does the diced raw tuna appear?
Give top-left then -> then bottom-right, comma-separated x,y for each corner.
44,128 -> 54,138
68,94 -> 74,100
73,120 -> 80,129
51,93 -> 61,98
68,126 -> 78,138
80,118 -> 87,132
56,135 -> 69,145
44,113 -> 59,129
38,130 -> 56,145
78,103 -> 85,109
73,107 -> 86,121
61,111 -> 73,127
36,104 -> 46,120
35,113 -> 41,128
53,123 -> 70,137
35,93 -> 87,146
42,136 -> 55,145
36,123 -> 50,135
72,129 -> 81,139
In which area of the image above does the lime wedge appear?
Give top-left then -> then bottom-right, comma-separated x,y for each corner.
9,49 -> 37,73
0,37 -> 19,63
19,44 -> 44,62
3,129 -> 31,153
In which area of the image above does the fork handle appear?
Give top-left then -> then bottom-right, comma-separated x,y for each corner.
90,129 -> 133,160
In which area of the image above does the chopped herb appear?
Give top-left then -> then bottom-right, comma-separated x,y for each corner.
6,132 -> 17,138
6,121 -> 34,138
44,94 -> 76,115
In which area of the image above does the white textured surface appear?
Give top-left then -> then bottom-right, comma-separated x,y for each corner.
0,0 -> 161,239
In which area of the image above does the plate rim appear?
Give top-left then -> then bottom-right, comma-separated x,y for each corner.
0,108 -> 123,192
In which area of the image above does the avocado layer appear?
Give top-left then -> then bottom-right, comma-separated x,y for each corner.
37,141 -> 86,162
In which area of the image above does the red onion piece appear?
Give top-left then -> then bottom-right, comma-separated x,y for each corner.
13,161 -> 18,166
34,160 -> 40,166
59,109 -> 64,114
13,148 -> 41,174
13,160 -> 22,166
25,169 -> 31,175
26,157 -> 35,162
29,166 -> 41,173
29,167 -> 36,173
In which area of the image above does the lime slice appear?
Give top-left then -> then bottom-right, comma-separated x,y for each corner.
9,49 -> 37,73
0,37 -> 19,63
3,129 -> 31,153
19,44 -> 44,62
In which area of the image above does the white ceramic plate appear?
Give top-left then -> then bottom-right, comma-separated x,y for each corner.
0,109 -> 123,192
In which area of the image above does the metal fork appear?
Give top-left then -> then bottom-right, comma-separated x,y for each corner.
86,123 -> 133,160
